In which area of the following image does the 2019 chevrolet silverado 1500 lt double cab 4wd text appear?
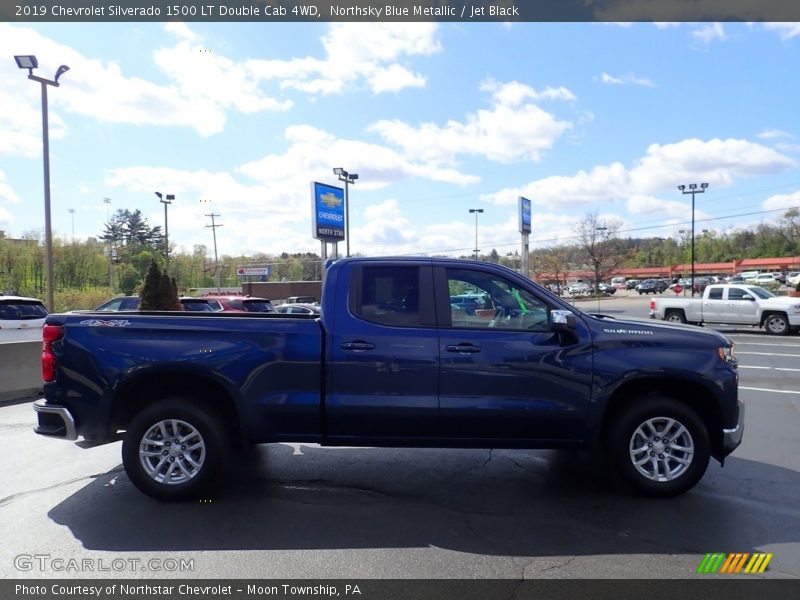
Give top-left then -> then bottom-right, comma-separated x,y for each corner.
650,283 -> 800,335
33,257 -> 743,500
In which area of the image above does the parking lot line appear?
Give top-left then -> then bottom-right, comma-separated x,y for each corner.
732,342 -> 800,347
736,352 -> 800,357
740,386 -> 800,395
738,366 -> 771,369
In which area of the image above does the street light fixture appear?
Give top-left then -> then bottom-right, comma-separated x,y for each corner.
678,182 -> 709,296
15,55 -> 70,311
155,192 -> 175,273
469,208 -> 484,260
333,167 -> 358,257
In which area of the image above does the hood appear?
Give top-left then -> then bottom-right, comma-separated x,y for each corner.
585,314 -> 732,347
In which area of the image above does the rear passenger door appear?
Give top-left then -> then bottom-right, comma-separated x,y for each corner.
325,262 -> 440,440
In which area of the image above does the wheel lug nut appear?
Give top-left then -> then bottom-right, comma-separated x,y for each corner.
650,451 -> 655,457
181,445 -> 186,451
665,448 -> 670,453
162,450 -> 168,456
179,454 -> 184,459
658,454 -> 665,459
165,441 -> 171,446
648,443 -> 653,447
654,437 -> 660,442
170,457 -> 175,462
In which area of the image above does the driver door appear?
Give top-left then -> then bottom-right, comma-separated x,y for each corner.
434,266 -> 593,442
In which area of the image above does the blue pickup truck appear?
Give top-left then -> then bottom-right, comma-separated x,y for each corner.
34,257 -> 743,500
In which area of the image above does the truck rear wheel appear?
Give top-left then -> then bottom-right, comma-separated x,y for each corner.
607,396 -> 710,497
122,397 -> 230,501
764,313 -> 790,336
664,310 -> 687,324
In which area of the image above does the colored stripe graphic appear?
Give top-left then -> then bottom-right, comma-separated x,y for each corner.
697,553 -> 727,573
697,553 -> 772,574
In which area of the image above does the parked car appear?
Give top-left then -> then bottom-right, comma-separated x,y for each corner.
754,273 -> 780,286
636,279 -> 666,295
787,272 -> 800,286
94,296 -> 214,312
625,279 -> 640,290
598,283 -> 617,295
0,295 -> 48,342
274,303 -> 321,315
450,293 -> 491,315
284,296 -> 317,304
692,277 -> 713,294
566,283 -> 590,295
204,296 -> 275,313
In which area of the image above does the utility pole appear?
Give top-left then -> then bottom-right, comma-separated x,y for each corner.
205,212 -> 223,293
68,208 -> 76,242
103,198 -> 113,292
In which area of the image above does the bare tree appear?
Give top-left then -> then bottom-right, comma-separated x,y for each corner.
531,246 -> 571,294
575,212 -> 626,293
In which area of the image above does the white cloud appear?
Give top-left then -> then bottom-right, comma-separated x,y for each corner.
596,72 -> 655,87
763,23 -> 800,40
757,129 -> 794,140
0,24 -> 292,142
369,79 -> 574,165
0,169 -> 21,228
163,22 -> 200,42
238,124 -> 480,188
247,23 -> 440,96
484,138 -> 796,206
762,191 -> 800,212
691,23 -> 726,48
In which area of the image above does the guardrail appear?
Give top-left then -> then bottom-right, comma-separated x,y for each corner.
0,341 -> 41,402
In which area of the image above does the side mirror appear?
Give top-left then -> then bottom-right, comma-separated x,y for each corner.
551,309 -> 577,332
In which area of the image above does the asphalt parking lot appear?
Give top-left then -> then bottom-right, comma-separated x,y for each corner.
0,293 -> 798,580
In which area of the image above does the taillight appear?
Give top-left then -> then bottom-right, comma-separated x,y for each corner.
42,324 -> 64,382
649,299 -> 655,311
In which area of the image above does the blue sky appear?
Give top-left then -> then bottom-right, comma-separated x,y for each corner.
2,21 -> 800,259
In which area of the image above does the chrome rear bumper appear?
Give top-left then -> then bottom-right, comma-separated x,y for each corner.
33,399 -> 77,441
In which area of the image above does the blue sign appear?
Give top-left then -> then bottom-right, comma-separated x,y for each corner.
311,182 -> 345,241
519,197 -> 532,234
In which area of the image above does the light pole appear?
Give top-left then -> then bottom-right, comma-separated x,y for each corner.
103,198 -> 114,292
595,226 -> 608,293
469,208 -> 484,259
333,167 -> 358,257
68,208 -> 76,242
15,55 -> 70,311
678,183 -> 709,296
155,192 -> 175,273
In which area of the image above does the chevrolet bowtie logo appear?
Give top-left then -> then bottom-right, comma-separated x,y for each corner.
320,193 -> 342,209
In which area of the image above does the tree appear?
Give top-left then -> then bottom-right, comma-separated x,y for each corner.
575,212 -> 626,293
139,261 -> 181,310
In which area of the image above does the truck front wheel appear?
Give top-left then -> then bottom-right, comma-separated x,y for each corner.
122,397 -> 230,501
607,396 -> 710,497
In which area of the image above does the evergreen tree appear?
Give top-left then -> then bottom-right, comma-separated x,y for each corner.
139,261 -> 162,310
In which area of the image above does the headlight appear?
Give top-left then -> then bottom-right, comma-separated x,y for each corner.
718,344 -> 736,366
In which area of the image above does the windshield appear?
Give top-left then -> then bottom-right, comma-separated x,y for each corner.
748,286 -> 775,299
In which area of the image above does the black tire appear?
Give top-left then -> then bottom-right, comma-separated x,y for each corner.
664,310 -> 687,324
764,313 -> 790,336
122,397 -> 231,501
606,395 -> 710,497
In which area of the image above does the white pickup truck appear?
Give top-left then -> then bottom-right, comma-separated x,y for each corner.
649,284 -> 800,335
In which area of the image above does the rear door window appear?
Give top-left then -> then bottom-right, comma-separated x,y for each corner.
351,266 -> 423,327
